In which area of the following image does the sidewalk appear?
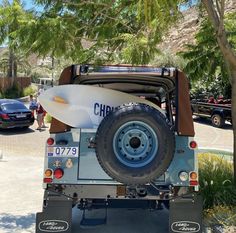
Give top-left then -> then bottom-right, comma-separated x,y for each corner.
0,155 -> 44,233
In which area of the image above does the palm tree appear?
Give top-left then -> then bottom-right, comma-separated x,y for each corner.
0,0 -> 33,79
0,48 -> 8,77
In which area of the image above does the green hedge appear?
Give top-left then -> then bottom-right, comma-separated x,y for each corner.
198,153 -> 236,227
204,205 -> 236,227
0,85 -> 37,99
23,85 -> 38,97
45,114 -> 52,123
2,84 -> 23,98
198,153 -> 235,209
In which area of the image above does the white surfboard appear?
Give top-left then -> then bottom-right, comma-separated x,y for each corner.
38,85 -> 164,128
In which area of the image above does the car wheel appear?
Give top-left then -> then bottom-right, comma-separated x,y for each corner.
95,103 -> 175,185
211,114 -> 224,128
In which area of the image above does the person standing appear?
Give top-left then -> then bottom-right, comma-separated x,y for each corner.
38,85 -> 44,96
36,102 -> 44,131
29,94 -> 37,115
42,108 -> 47,128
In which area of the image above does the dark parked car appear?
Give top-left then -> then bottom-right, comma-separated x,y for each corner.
191,97 -> 231,128
0,99 -> 34,129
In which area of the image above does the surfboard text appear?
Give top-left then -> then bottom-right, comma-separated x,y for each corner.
94,103 -> 114,117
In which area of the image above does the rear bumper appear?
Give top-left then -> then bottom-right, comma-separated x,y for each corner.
35,190 -> 203,233
0,119 -> 34,129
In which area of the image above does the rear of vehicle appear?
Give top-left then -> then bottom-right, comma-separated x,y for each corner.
38,78 -> 54,91
36,65 -> 202,233
0,99 -> 34,129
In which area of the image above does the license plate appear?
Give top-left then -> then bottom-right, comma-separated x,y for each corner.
47,147 -> 79,157
16,114 -> 26,118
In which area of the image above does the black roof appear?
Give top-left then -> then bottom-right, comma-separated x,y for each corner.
0,99 -> 23,104
78,65 -> 175,75
72,65 -> 177,93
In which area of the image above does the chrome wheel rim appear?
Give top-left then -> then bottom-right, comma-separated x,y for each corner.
213,116 -> 220,126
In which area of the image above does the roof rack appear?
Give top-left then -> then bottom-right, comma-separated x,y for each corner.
79,65 -> 176,77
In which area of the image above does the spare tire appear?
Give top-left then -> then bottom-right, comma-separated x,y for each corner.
95,103 -> 175,185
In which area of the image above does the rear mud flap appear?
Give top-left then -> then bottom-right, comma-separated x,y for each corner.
36,193 -> 72,233
169,194 -> 203,233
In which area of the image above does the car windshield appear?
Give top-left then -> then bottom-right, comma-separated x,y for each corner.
1,103 -> 27,111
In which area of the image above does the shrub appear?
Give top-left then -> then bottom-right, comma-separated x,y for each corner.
3,84 -> 23,98
204,205 -> 236,227
23,85 -> 37,97
198,153 -> 236,209
45,114 -> 52,123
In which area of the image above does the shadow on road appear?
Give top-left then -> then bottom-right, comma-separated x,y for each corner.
0,127 -> 36,136
193,117 -> 232,130
72,208 -> 169,233
0,213 -> 35,233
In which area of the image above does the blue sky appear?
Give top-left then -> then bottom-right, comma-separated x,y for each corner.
179,0 -> 198,11
23,0 -> 43,11
0,0 -> 43,11
1,0 -> 198,11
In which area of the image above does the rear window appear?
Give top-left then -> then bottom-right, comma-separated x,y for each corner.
1,102 -> 27,111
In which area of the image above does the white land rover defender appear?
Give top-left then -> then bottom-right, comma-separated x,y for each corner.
36,65 -> 202,233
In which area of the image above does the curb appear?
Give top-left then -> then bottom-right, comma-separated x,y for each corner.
17,91 -> 38,102
0,150 -> 3,160
197,148 -> 233,155
17,96 -> 30,102
197,148 -> 233,161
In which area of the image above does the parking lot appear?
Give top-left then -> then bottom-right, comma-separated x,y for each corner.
0,119 -> 233,233
193,117 -> 233,152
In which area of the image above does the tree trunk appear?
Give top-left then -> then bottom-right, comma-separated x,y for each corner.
51,56 -> 55,80
13,58 -> 17,78
231,67 -> 236,183
7,49 -> 14,78
202,0 -> 236,184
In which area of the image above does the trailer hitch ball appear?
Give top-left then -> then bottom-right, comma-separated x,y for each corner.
136,187 -> 147,197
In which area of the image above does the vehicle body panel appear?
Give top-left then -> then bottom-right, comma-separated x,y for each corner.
45,129 -> 195,188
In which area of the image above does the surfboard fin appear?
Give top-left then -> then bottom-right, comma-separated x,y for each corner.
53,96 -> 68,104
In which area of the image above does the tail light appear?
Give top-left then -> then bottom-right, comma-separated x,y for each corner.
189,171 -> 198,186
44,169 -> 53,183
189,140 -> 197,149
44,169 -> 53,177
47,138 -> 54,146
54,168 -> 64,179
44,178 -> 52,183
1,113 -> 10,120
190,180 -> 199,186
190,171 -> 198,180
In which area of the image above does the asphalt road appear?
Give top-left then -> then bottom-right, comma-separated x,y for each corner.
0,120 -> 233,233
193,117 -> 233,152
